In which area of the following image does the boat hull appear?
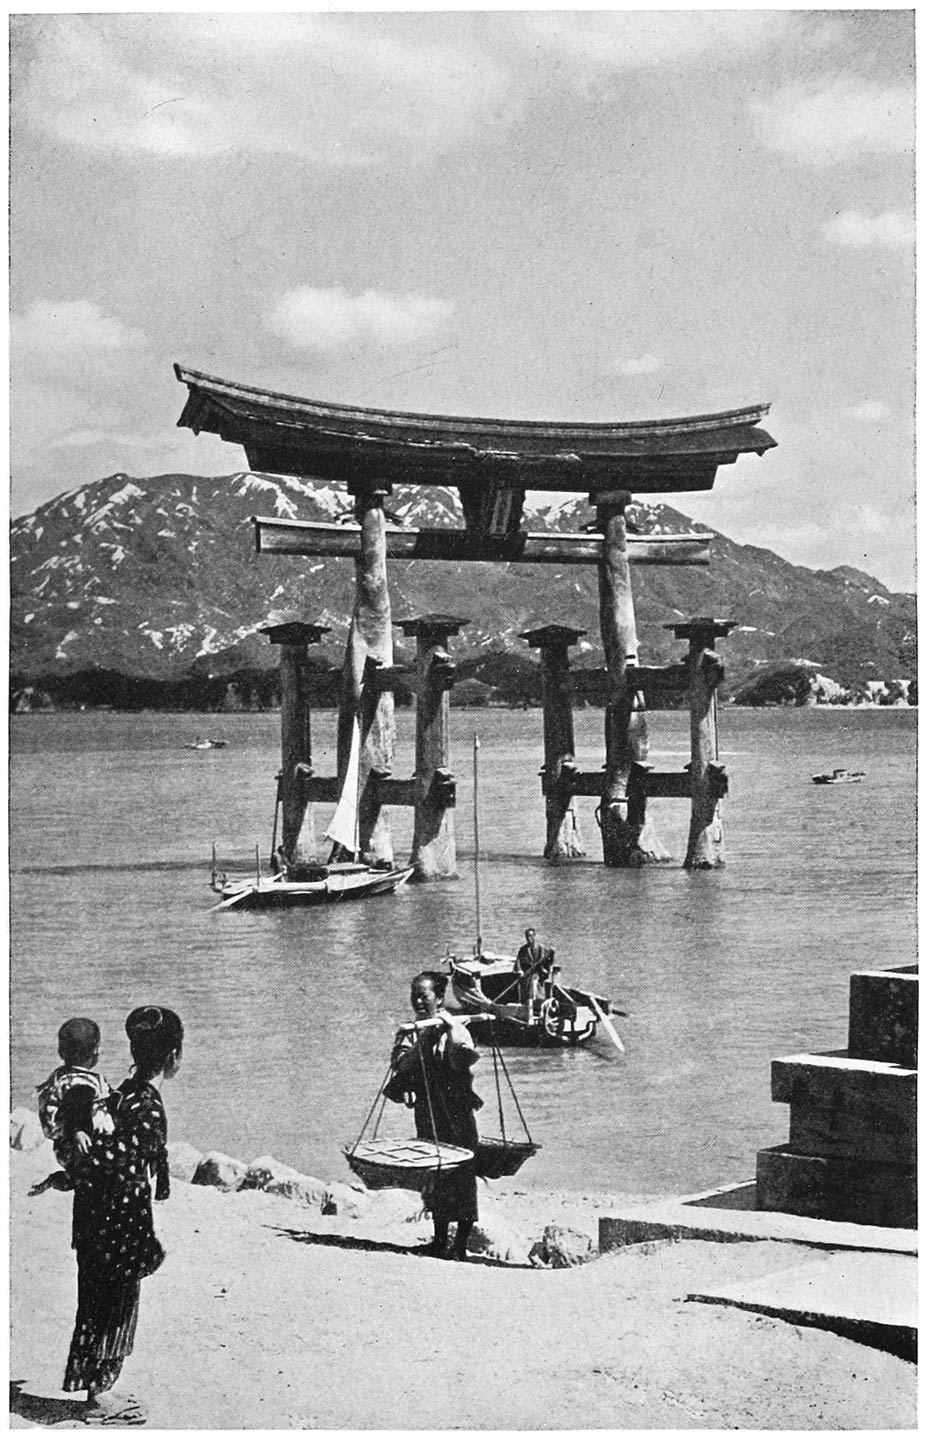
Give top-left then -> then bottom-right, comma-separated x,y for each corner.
448,957 -> 602,1048
214,865 -> 414,910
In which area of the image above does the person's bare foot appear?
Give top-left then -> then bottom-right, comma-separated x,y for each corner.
28,1171 -> 72,1196
82,1392 -> 147,1426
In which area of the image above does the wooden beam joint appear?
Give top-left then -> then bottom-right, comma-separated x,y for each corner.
429,650 -> 457,692
697,650 -> 725,687
624,662 -> 690,696
363,657 -> 413,694
428,768 -> 457,808
707,761 -> 729,799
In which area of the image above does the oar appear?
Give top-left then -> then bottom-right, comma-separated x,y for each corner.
587,994 -> 625,1054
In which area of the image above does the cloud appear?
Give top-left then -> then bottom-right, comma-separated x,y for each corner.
823,209 -> 913,249
845,401 -> 892,423
267,286 -> 454,353
751,78 -> 913,164
10,298 -> 151,492
520,11 -> 789,73
11,300 -> 144,358
610,354 -> 663,378
16,14 -> 513,165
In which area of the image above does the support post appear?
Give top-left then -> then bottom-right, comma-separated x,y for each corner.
336,483 -> 395,863
261,622 -> 330,865
669,617 -> 737,869
520,625 -> 586,860
396,613 -> 467,880
594,489 -> 671,866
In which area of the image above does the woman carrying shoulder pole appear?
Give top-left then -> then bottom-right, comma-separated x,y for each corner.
387,971 -> 481,1260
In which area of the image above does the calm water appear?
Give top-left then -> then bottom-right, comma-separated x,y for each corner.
10,706 -> 916,1198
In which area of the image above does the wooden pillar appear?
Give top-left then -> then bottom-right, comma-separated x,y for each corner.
396,613 -> 466,880
520,625 -> 585,860
594,488 -> 671,867
670,617 -> 736,869
261,622 -> 330,864
335,482 -> 395,864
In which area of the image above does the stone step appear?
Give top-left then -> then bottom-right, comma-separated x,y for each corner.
756,1144 -> 916,1229
847,966 -> 918,1069
769,1051 -> 916,1166
688,1250 -> 916,1362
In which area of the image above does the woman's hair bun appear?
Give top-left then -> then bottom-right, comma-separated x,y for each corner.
125,1005 -> 163,1038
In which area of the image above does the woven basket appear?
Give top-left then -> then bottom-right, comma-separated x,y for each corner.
474,1137 -> 540,1179
344,1138 -> 474,1191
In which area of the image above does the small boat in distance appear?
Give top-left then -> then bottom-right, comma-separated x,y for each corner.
186,737 -> 228,750
811,767 -> 866,785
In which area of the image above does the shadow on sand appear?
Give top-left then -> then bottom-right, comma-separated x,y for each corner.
271,1227 -> 526,1267
9,1380 -> 88,1427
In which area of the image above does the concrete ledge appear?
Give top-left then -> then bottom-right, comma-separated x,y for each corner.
848,968 -> 918,1069
769,1052 -> 916,1165
598,1182 -> 918,1256
770,1050 -> 916,1097
688,1250 -> 917,1362
756,1144 -> 916,1229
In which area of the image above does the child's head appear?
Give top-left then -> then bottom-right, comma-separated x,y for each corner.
58,1017 -> 101,1068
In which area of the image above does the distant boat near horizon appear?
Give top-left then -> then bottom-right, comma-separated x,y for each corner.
811,767 -> 866,785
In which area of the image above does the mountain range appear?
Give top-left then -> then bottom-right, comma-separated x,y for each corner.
10,470 -> 916,703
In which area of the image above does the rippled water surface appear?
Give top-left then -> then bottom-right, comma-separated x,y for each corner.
10,706 -> 915,1198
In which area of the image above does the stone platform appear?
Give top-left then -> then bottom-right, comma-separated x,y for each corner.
599,1182 -> 917,1359
756,964 -> 917,1227
688,1249 -> 916,1362
598,1181 -> 917,1257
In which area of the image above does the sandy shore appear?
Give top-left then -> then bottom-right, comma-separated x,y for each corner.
9,1144 -> 915,1431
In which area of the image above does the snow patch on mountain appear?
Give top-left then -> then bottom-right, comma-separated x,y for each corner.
87,482 -> 146,527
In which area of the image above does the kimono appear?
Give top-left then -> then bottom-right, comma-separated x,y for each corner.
63,1077 -> 170,1395
389,1020 -> 481,1226
36,1064 -> 113,1175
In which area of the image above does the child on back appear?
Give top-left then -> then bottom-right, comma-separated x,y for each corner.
31,1017 -> 116,1194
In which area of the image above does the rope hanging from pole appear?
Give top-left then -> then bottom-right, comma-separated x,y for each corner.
350,1058 -> 395,1152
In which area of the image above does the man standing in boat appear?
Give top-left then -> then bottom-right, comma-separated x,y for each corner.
515,928 -> 555,1017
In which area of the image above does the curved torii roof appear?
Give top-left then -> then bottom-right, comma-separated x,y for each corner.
174,364 -> 775,494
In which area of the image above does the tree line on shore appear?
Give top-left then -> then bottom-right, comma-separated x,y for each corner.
10,656 -> 915,714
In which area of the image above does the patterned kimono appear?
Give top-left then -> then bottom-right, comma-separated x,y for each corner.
64,1077 -> 170,1395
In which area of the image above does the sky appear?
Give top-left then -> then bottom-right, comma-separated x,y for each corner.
9,7 -> 916,590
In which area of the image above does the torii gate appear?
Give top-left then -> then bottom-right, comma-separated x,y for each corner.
174,365 -> 775,873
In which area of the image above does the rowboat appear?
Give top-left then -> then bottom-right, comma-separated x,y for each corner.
186,737 -> 228,750
811,768 -> 865,785
211,859 -> 414,911
447,952 -> 618,1048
